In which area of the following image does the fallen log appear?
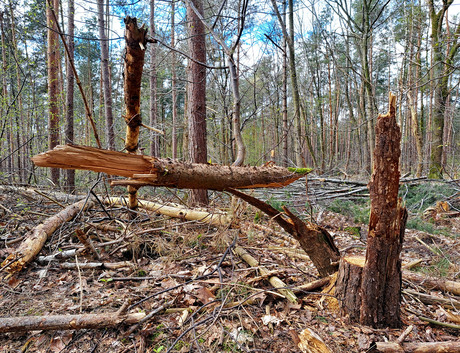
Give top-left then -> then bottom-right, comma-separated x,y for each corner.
31,144 -> 311,190
1,198 -> 94,274
106,197 -> 231,226
370,341 -> 460,353
0,312 -> 145,333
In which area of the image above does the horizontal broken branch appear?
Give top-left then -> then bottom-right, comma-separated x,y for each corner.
32,144 -> 311,190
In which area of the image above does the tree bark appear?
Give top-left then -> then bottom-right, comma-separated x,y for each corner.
1,198 -> 94,274
47,0 -> 60,186
186,0 -> 208,205
149,0 -> 159,157
97,0 -> 115,150
227,188 -> 339,277
32,144 -> 311,191
0,312 -> 145,333
360,93 -> 407,328
65,0 -> 75,192
427,0 -> 459,178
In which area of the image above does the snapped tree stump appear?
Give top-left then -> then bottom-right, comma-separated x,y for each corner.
336,93 -> 408,328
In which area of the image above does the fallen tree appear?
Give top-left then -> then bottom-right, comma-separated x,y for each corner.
32,144 -> 311,190
1,198 -> 94,274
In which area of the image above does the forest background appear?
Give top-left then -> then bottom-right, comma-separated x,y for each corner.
0,0 -> 459,192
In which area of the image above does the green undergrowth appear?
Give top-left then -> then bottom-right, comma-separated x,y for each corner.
325,182 -> 458,237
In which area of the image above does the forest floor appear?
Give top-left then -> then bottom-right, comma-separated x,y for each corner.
0,180 -> 459,353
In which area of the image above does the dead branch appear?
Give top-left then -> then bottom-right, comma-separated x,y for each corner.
231,243 -> 298,304
403,271 -> 460,296
1,198 -> 94,274
371,341 -> 460,353
0,312 -> 146,333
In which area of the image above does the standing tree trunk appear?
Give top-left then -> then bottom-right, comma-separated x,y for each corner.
171,0 -> 178,159
427,0 -> 459,178
270,0 -> 316,169
123,17 -> 148,211
65,0 -> 75,192
186,0 -> 208,206
336,94 -> 407,328
281,0 -> 288,167
149,0 -> 159,157
97,0 -> 115,150
47,0 -> 60,186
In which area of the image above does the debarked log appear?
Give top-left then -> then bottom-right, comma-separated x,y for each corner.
1,198 -> 94,274
105,197 -> 231,226
31,144 -> 312,190
0,312 -> 146,333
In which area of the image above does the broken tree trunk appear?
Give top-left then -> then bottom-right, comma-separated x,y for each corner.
336,93 -> 407,328
31,144 -> 311,190
227,188 -> 340,277
359,93 -> 407,328
1,198 -> 94,274
0,312 -> 145,333
123,16 -> 148,211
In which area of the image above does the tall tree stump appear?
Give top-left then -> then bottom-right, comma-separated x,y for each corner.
336,93 -> 407,328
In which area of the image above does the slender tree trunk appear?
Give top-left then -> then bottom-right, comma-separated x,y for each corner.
171,0 -> 178,159
47,0 -> 60,186
97,0 -> 115,150
65,0 -> 75,192
186,0 -> 208,205
149,0 -> 158,157
427,1 -> 459,178
0,13 -> 9,177
282,1 -> 288,167
123,16 -> 148,211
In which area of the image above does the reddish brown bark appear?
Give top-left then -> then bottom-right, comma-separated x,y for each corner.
186,0 -> 208,205
359,93 -> 408,328
123,16 -> 148,153
31,144 -> 311,191
47,0 -> 60,185
228,188 -> 339,277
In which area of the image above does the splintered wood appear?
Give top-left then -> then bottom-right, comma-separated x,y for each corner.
32,144 -> 311,190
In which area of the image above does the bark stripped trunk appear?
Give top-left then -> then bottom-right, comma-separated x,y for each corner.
359,93 -> 407,328
47,0 -> 60,186
32,144 -> 311,191
123,16 -> 148,211
186,0 -> 208,205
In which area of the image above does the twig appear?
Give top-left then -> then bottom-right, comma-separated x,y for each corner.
396,324 -> 413,344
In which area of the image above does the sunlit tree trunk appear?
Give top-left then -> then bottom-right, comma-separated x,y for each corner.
171,0 -> 178,159
97,0 -> 115,150
65,0 -> 75,192
427,0 -> 459,178
47,0 -> 60,186
149,0 -> 159,157
186,0 -> 208,205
